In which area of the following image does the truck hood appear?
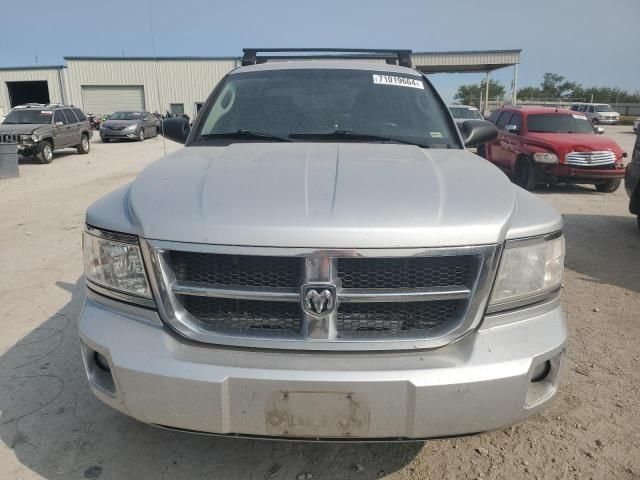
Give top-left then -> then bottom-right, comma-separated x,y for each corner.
0,123 -> 49,135
122,143 -> 532,248
525,133 -> 623,155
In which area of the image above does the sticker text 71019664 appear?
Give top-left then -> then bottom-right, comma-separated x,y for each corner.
372,74 -> 424,90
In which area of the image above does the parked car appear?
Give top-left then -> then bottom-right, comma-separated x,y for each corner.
625,132 -> 640,230
448,104 -> 484,129
570,103 -> 620,125
482,106 -> 626,192
0,103 -> 92,163
633,117 -> 639,134
80,48 -> 566,441
99,111 -> 160,142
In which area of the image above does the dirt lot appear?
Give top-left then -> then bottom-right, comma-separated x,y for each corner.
0,127 -> 638,480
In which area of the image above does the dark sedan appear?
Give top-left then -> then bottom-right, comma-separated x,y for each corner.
625,132 -> 640,231
99,111 -> 160,142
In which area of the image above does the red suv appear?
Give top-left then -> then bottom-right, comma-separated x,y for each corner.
480,106 -> 626,192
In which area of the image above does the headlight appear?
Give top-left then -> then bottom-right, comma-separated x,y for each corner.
489,234 -> 564,310
533,152 -> 559,164
20,134 -> 33,143
83,227 -> 152,301
125,124 -> 137,131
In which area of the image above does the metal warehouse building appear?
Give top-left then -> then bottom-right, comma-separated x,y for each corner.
0,50 -> 520,118
0,57 -> 240,118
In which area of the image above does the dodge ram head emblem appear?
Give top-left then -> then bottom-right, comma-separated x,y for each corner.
302,285 -> 337,316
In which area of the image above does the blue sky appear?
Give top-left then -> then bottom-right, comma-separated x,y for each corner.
2,0 -> 639,102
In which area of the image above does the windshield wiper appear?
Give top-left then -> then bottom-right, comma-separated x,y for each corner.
201,130 -> 293,142
289,130 -> 431,147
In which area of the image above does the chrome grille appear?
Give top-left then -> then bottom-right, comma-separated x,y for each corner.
0,133 -> 20,144
565,151 -> 616,166
144,242 -> 500,351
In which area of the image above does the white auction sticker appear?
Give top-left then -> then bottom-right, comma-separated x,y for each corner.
572,114 -> 588,120
373,74 -> 424,89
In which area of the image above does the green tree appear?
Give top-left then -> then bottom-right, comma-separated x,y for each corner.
454,79 -> 506,106
518,72 -> 640,103
518,86 -> 541,101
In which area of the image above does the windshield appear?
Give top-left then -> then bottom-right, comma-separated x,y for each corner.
527,114 -> 595,134
449,107 -> 483,120
110,112 -> 141,120
595,105 -> 613,112
195,68 -> 459,148
2,109 -> 53,125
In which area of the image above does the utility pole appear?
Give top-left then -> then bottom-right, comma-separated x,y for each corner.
512,63 -> 519,104
484,71 -> 490,116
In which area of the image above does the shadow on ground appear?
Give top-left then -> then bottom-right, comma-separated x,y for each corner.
534,183 -> 601,195
562,213 -> 640,293
0,278 -> 422,480
18,150 -> 79,165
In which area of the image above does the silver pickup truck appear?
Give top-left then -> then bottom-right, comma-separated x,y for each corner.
79,49 -> 566,440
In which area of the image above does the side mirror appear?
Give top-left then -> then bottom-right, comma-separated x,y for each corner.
596,127 -> 605,134
162,117 -> 190,144
460,120 -> 498,148
505,124 -> 519,134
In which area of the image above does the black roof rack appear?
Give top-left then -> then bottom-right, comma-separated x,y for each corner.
241,48 -> 413,68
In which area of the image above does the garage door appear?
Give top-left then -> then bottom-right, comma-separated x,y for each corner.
81,86 -> 145,114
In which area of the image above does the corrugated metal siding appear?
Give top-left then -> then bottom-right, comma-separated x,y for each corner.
66,59 -> 238,117
0,68 -> 64,116
411,51 -> 520,68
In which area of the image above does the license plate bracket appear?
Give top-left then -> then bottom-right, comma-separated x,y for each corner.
266,390 -> 370,438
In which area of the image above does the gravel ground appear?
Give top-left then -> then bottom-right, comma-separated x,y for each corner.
0,127 -> 638,480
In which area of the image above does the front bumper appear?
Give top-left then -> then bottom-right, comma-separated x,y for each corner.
79,291 -> 566,440
595,117 -> 619,124
100,129 -> 138,139
544,164 -> 626,181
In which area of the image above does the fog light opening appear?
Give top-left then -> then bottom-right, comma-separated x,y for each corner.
531,360 -> 551,383
94,351 -> 111,373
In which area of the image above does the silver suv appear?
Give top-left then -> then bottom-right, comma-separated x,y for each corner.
79,49 -> 566,440
0,103 -> 92,163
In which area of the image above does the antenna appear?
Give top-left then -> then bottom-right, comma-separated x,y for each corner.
146,0 -> 167,157
35,56 -> 38,66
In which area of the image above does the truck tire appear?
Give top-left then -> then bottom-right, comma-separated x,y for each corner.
595,179 -> 621,193
514,157 -> 537,191
591,118 -> 600,125
36,141 -> 54,164
77,134 -> 90,154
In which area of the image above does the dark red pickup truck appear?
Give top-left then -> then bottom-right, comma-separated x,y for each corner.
480,106 -> 626,192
